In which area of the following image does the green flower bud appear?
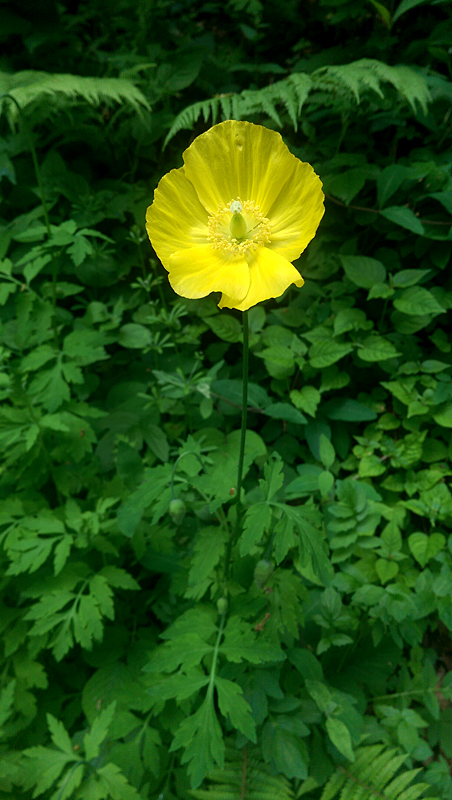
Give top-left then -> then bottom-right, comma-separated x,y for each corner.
169,498 -> 186,525
254,559 -> 274,589
216,597 -> 228,615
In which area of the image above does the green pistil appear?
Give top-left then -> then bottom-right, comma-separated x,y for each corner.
229,212 -> 247,240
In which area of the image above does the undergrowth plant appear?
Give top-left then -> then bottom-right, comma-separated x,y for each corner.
1,0 -> 452,798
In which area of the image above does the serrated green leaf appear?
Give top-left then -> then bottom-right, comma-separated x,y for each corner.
380,205 -> 425,234
83,702 -> 116,760
147,634 -> 213,673
90,574 -> 115,619
290,386 -> 321,417
392,268 -> 431,287
92,761 -> 142,800
117,323 -> 152,349
142,421 -> 169,462
0,680 -> 16,733
286,465 -> 324,496
394,286 -> 445,316
377,163 -> 411,207
408,532 -> 445,567
333,308 -> 371,336
263,722 -> 309,779
187,527 -> 227,599
220,616 -> 284,664
433,404 -> 452,428
50,762 -> 84,800
215,676 -> 256,740
117,465 -> 172,537
319,434 -> 335,470
47,714 -> 75,757
375,558 -> 399,584
147,672 -> 210,705
273,512 -> 297,563
278,505 -> 332,586
240,504 -> 272,556
309,340 -> 354,369
325,169 -> 367,204
263,455 -> 285,501
358,335 -> 401,362
63,329 -> 108,364
318,470 -> 334,496
21,746 -> 74,796
53,535 -> 72,576
264,402 -> 307,425
207,314 -> 242,343
339,255 -> 387,288
326,717 -> 355,761
99,565 -> 140,590
171,695 -> 224,788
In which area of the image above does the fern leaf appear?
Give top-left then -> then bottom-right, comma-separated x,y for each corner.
320,767 -> 348,800
313,59 -> 431,114
320,745 -> 440,800
400,786 -> 436,800
163,99 -> 208,146
164,73 -> 312,146
219,95 -> 232,120
163,57 -> 430,147
371,751 -> 408,791
258,87 -> 283,126
387,64 -> 431,114
0,70 -> 150,121
208,97 -> 220,125
316,64 -> 366,103
385,770 -> 424,798
190,745 -> 294,800
290,72 -> 313,115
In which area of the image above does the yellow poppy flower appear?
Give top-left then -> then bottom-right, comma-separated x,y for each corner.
146,120 -> 324,311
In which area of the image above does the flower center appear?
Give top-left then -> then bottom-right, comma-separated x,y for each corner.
207,197 -> 271,256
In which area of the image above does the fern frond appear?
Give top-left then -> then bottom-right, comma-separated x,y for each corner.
190,745 -> 294,800
313,59 -> 431,114
164,58 -> 431,146
320,745 -> 440,800
0,70 -> 150,121
163,73 -> 312,147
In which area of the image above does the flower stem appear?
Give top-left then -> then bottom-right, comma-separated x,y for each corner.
223,309 -> 249,583
236,309 -> 249,514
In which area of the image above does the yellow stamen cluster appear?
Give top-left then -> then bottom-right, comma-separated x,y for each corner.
207,198 -> 271,256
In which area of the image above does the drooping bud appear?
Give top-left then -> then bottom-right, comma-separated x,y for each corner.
229,200 -> 247,240
254,559 -> 274,589
169,498 -> 186,525
216,597 -> 228,615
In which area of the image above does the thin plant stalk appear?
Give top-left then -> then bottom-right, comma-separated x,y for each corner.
3,94 -> 52,237
223,309 -> 249,583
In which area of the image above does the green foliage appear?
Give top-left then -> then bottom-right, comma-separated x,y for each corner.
1,71 -> 150,123
320,744 -> 440,800
1,0 -> 452,798
190,745 -> 295,800
164,59 -> 432,146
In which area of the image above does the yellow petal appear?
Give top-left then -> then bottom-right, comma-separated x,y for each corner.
146,166 -> 209,267
183,120 -> 297,215
168,244 -> 250,300
267,159 -> 325,261
219,246 -> 304,311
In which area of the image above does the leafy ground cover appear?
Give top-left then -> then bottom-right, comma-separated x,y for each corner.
1,0 -> 452,798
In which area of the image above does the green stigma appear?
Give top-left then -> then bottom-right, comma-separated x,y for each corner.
229,200 -> 247,240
